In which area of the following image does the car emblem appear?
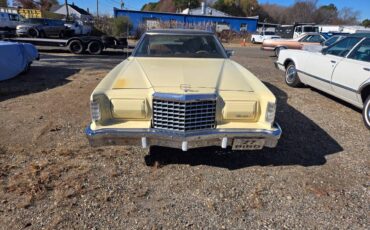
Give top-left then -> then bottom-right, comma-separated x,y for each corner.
180,84 -> 192,92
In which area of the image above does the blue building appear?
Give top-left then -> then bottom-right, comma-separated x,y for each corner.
114,9 -> 258,36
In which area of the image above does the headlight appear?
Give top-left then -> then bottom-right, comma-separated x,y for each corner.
265,102 -> 276,123
90,101 -> 101,121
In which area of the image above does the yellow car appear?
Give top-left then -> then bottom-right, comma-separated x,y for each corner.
86,30 -> 282,151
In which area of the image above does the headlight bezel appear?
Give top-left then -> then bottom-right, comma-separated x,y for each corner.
90,100 -> 101,121
265,102 -> 276,124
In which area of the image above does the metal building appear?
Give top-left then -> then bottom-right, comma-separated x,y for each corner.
114,8 -> 258,36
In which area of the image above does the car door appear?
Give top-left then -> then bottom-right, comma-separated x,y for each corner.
43,19 -> 54,36
299,37 -> 362,92
331,38 -> 370,106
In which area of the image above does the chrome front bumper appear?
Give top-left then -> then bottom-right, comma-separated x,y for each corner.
85,123 -> 282,151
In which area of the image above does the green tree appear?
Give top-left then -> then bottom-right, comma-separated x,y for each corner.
213,0 -> 245,16
314,3 -> 339,24
362,19 -> 370,27
173,0 -> 200,10
0,0 -> 8,7
239,0 -> 259,16
39,0 -> 59,11
112,16 -> 132,37
141,2 -> 159,11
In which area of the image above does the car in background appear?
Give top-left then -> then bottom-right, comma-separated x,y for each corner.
0,12 -> 22,30
0,41 -> 39,81
262,33 -> 326,57
302,35 -> 346,52
85,29 -> 282,152
275,34 -> 370,129
16,18 -> 67,38
0,12 -> 23,35
293,24 -> 319,38
251,31 -> 281,44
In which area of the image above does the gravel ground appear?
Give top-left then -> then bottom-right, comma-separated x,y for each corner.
0,47 -> 369,229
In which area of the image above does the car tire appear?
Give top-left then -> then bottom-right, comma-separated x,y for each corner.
59,31 -> 65,38
363,96 -> 370,130
21,63 -> 31,74
285,63 -> 302,87
38,30 -> 46,38
87,41 -> 103,55
28,28 -> 38,38
68,40 -> 84,54
275,47 -> 286,57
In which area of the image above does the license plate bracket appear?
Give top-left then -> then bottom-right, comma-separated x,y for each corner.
232,138 -> 265,150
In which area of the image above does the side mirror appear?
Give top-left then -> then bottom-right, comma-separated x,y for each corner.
226,49 -> 235,57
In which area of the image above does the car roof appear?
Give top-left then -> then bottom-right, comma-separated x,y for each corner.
145,29 -> 214,35
346,33 -> 370,38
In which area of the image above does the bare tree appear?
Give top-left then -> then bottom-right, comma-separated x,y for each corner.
339,7 -> 360,25
260,3 -> 289,24
287,0 -> 317,23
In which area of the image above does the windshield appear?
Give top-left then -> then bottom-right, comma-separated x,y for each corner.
134,34 -> 226,58
323,36 -> 341,46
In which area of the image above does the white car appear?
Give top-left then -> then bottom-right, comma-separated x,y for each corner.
0,12 -> 22,31
64,21 -> 92,35
251,31 -> 280,44
275,34 -> 370,129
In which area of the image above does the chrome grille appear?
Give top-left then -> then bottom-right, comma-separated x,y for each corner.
152,94 -> 217,132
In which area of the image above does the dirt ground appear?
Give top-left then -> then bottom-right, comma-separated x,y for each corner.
0,46 -> 369,229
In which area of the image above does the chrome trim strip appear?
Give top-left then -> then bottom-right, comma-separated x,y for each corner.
296,69 -> 358,93
85,123 -> 282,150
153,92 -> 217,101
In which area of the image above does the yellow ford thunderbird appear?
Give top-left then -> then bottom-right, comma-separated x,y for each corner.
85,30 -> 282,151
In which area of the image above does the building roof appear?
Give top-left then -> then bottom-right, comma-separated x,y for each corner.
54,4 -> 91,16
69,4 -> 91,16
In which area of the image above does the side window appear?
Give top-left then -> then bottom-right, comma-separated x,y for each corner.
295,27 -> 302,33
325,37 -> 362,57
299,35 -> 311,42
348,38 -> 370,62
309,35 -> 325,43
8,14 -> 19,21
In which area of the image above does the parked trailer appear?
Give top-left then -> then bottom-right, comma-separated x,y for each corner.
2,36 -> 128,55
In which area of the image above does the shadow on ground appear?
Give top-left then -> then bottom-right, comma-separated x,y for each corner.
145,82 -> 343,170
0,65 -> 79,101
37,48 -> 132,57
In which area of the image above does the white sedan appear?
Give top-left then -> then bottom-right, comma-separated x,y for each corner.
251,31 -> 280,44
275,34 -> 370,129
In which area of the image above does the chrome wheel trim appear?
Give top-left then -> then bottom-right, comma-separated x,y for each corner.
286,65 -> 297,84
366,100 -> 370,126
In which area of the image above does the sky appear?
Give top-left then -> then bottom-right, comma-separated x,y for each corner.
52,0 -> 370,20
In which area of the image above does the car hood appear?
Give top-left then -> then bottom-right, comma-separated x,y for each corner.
111,57 -> 255,93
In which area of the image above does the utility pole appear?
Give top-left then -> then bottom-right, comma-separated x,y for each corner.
96,0 -> 99,17
65,0 -> 69,20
